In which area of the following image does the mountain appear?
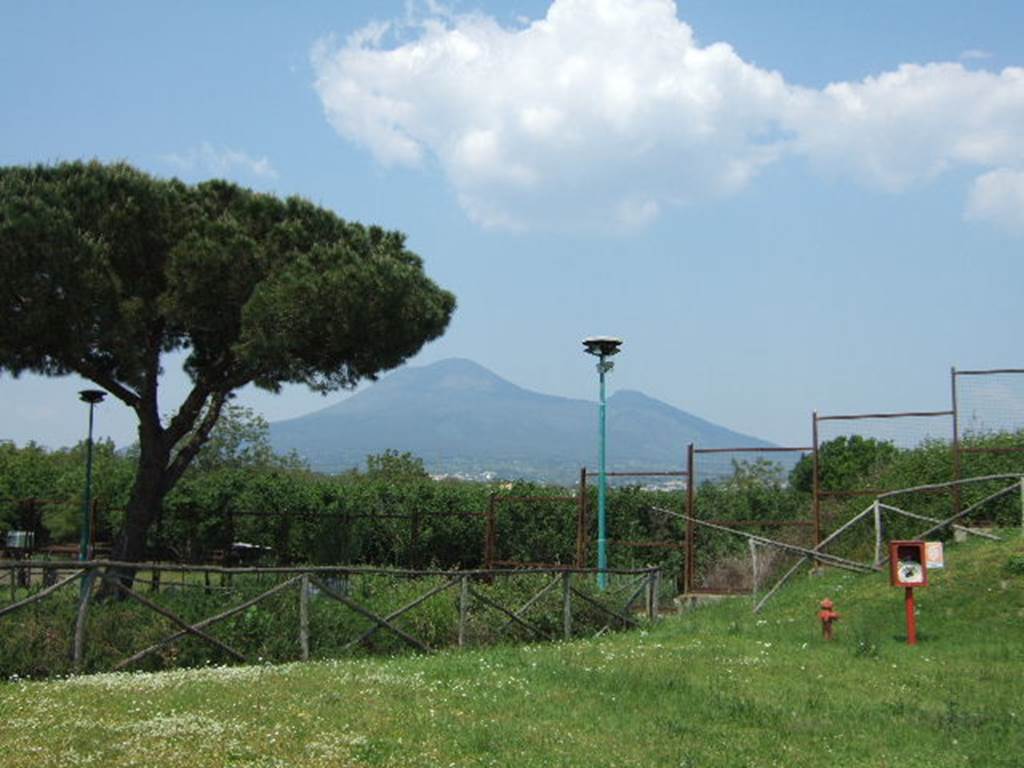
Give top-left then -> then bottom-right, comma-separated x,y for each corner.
268,358 -> 779,483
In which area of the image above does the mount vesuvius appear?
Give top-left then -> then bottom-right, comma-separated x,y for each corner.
268,358 -> 777,482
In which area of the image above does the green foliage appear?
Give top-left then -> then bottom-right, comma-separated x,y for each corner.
365,450 -> 428,480
789,435 -> 900,493
0,439 -> 134,545
0,160 -> 456,561
4,428 -> 1021,593
0,162 -> 455,391
186,404 -> 306,475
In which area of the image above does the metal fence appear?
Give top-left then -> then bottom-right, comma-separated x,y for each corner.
685,444 -> 812,595
812,408 -> 956,544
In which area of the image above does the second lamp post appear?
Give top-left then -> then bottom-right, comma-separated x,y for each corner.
78,389 -> 106,562
582,336 -> 622,590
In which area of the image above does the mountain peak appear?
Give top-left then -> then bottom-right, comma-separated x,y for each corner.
269,358 -> 777,480
389,358 -> 522,394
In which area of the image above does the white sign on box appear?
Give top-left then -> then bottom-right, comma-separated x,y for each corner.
925,541 -> 944,569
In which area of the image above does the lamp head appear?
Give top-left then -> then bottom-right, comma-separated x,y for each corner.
582,336 -> 623,358
78,389 -> 107,405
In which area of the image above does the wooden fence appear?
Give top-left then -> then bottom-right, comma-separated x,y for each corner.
0,560 -> 661,674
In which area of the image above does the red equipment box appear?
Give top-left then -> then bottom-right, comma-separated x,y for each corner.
890,540 -> 928,588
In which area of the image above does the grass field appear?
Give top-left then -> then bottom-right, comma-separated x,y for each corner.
2,534 -> 1022,767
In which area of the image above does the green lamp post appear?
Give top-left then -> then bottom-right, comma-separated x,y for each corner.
583,336 -> 622,590
78,389 -> 106,562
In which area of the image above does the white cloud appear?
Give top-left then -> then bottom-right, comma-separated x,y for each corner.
163,142 -> 278,181
965,168 -> 1024,233
312,0 -> 1024,232
785,64 -> 1024,191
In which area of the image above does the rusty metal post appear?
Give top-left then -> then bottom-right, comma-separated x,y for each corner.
685,443 -> 695,594
812,412 -> 821,547
951,366 -> 962,518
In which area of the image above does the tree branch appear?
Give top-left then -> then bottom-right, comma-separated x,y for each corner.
164,382 -> 212,447
163,348 -> 251,446
163,390 -> 228,490
74,359 -> 141,408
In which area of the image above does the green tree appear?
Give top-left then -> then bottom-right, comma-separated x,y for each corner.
365,449 -> 429,480
0,161 -> 455,566
789,435 -> 899,494
186,403 -> 305,474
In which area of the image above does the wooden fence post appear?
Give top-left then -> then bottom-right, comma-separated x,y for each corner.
299,574 -> 310,661
73,568 -> 95,670
873,500 -> 883,566
1019,477 -> 1023,536
748,540 -> 759,603
458,576 -> 469,648
562,572 -> 572,640
646,569 -> 660,622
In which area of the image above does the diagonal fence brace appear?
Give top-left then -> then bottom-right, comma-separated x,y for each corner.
467,585 -> 552,641
0,568 -> 86,620
570,587 -> 639,629
113,575 -> 301,670
108,577 -> 247,663
878,503 -> 1002,541
652,507 -> 877,574
309,575 -> 431,654
497,575 -> 562,636
344,577 -> 460,651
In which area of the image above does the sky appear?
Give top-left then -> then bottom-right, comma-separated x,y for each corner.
1,0 -> 1023,452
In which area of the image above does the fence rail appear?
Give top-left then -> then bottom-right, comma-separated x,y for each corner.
0,560 -> 660,676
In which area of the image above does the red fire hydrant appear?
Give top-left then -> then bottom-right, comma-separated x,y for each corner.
818,598 -> 840,640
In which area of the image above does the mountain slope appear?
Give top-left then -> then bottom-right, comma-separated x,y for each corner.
269,358 -> 776,480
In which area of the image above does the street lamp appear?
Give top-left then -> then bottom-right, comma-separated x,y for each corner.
78,389 -> 106,562
582,336 -> 622,590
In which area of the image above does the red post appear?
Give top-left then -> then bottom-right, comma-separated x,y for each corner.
905,587 -> 918,645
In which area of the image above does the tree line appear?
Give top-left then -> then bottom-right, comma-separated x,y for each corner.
5,404 -> 1021,585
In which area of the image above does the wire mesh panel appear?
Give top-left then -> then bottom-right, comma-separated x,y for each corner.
953,368 -> 1024,524
580,468 -> 688,590
687,446 -> 813,594
954,368 -> 1024,437
813,410 -> 955,558
954,368 -> 1024,474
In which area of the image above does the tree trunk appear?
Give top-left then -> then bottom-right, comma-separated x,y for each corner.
109,421 -> 171,588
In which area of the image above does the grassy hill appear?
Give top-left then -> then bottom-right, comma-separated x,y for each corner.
2,534 -> 1022,767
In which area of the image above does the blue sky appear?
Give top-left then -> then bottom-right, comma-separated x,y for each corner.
2,0 -> 1023,451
